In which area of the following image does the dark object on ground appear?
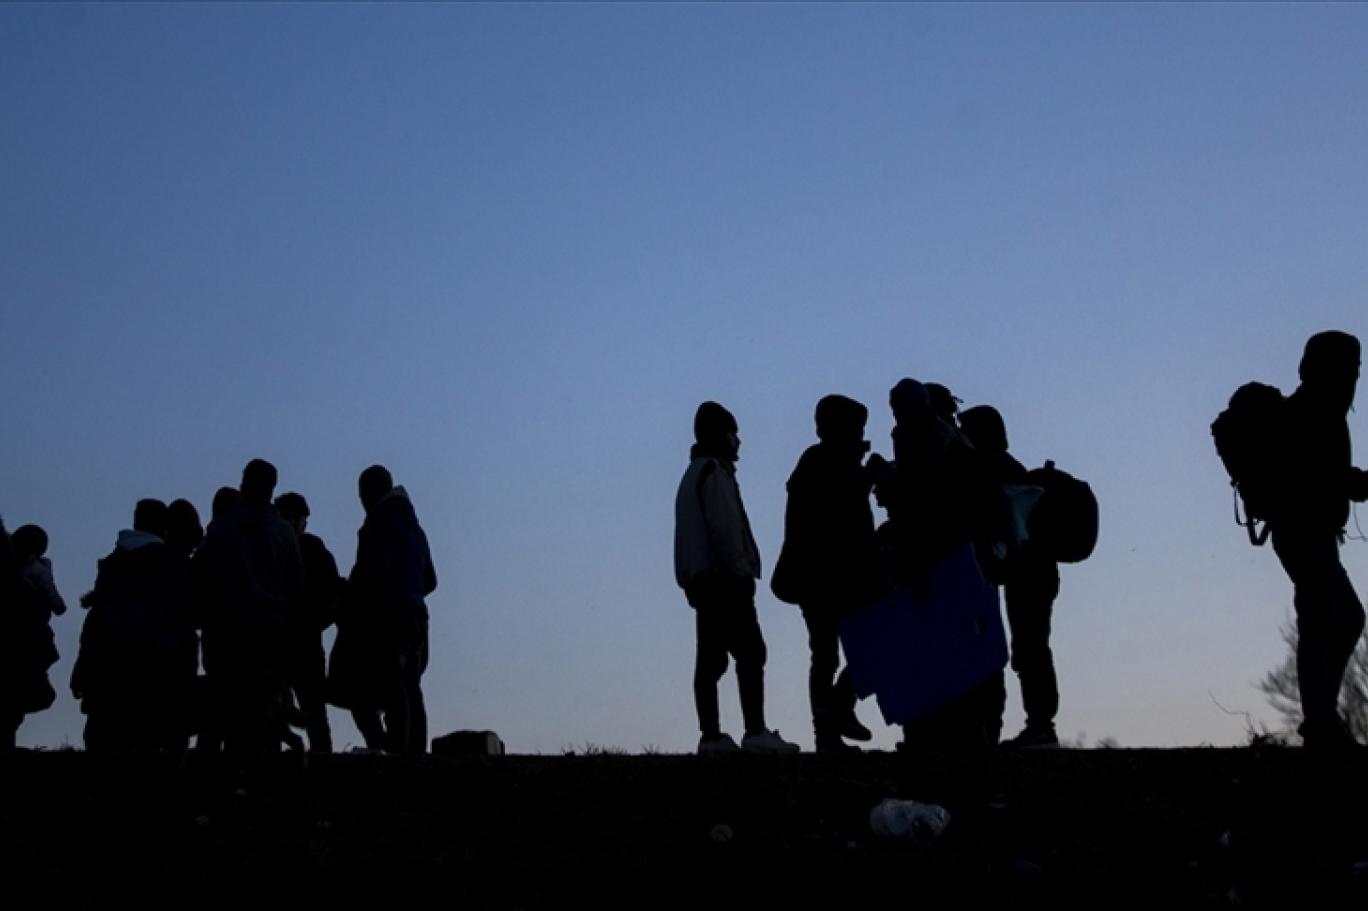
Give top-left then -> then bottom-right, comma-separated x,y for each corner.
431,730 -> 505,756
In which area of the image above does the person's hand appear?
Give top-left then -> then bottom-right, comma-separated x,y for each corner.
1349,468 -> 1368,503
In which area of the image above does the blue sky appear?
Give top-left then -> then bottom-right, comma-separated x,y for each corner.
4,3 -> 1368,751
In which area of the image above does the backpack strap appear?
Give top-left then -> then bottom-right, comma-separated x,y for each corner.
1233,487 -> 1271,546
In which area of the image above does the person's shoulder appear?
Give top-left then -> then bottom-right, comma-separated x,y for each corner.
302,532 -> 337,556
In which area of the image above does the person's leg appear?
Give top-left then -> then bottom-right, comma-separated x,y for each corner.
379,660 -> 411,756
1276,531 -> 1344,735
2,709 -> 22,750
1005,565 -> 1060,735
351,708 -> 386,750
692,596 -> 730,740
979,670 -> 1007,747
726,590 -> 769,737
800,603 -> 840,741
1325,563 -> 1365,722
292,637 -> 333,754
403,628 -> 429,755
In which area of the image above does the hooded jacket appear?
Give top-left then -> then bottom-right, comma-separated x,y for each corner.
71,530 -> 189,704
347,486 -> 437,630
1278,333 -> 1368,534
1280,387 -> 1367,533
192,502 -> 305,675
774,441 -> 878,606
674,446 -> 761,590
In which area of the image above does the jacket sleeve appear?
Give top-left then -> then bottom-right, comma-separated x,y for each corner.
422,536 -> 437,598
1348,467 -> 1368,503
698,466 -> 758,579
277,527 -> 307,620
29,559 -> 67,617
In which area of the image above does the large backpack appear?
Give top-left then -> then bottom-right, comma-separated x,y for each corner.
1024,461 -> 1098,563
1211,382 -> 1288,546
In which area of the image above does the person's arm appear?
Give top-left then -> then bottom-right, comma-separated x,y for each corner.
31,558 -> 66,617
1348,467 -> 1368,503
699,468 -> 756,578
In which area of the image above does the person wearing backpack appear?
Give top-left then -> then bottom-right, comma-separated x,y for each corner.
771,395 -> 878,753
675,401 -> 798,755
961,405 -> 1063,748
1270,331 -> 1368,750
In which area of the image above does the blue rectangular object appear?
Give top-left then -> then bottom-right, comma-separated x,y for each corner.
839,545 -> 1008,725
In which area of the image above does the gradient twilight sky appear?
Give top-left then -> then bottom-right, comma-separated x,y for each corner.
4,3 -> 1368,752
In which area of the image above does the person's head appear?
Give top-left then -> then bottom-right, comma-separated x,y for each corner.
211,486 -> 241,520
11,524 -> 48,561
959,405 -> 1009,455
274,491 -> 310,536
889,378 -> 932,424
925,383 -> 961,425
1300,330 -> 1361,412
358,465 -> 394,514
166,500 -> 203,555
815,394 -> 868,447
240,459 -> 278,505
693,401 -> 740,461
132,498 -> 169,538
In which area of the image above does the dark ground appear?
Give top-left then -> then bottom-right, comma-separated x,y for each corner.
2,745 -> 1366,909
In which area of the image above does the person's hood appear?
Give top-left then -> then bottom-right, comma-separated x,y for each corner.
116,529 -> 163,551
368,486 -> 421,527
960,405 -> 1009,454
787,441 -> 866,493
1300,330 -> 1360,383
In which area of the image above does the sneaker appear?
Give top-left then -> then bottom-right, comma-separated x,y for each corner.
836,713 -> 873,743
1004,726 -> 1060,749
741,729 -> 800,755
697,733 -> 741,755
815,736 -> 862,755
1298,719 -> 1363,753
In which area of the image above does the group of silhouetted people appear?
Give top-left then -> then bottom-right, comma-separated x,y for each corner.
677,329 -> 1368,756
2,459 -> 437,760
7,331 -> 1368,758
675,380 -> 1072,754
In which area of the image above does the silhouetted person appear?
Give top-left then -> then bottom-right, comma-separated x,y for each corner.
1,517 -> 59,750
275,492 -> 340,753
961,404 -> 1062,748
887,379 -> 997,579
11,524 -> 67,619
675,402 -> 798,755
885,379 -> 1005,750
926,382 -> 962,427
774,395 -> 878,752
211,486 -> 241,522
193,460 -> 305,760
71,499 -> 191,753
1269,331 -> 1368,750
166,499 -> 204,559
165,499 -> 205,747
342,466 -> 436,754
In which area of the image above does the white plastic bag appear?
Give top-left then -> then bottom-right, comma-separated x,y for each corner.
868,798 -> 950,844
